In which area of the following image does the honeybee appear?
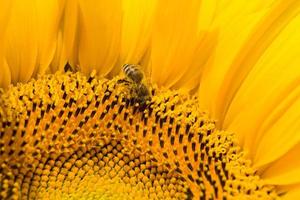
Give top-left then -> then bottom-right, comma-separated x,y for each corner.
119,64 -> 151,107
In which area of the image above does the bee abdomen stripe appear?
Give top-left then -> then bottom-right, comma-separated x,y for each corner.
123,64 -> 135,74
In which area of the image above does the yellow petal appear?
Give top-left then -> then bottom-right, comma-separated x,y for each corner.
283,190 -> 300,200
151,0 -> 202,88
221,2 -> 300,167
198,0 -> 291,123
281,184 -> 300,200
49,30 -> 63,73
0,60 -> 11,89
0,0 -> 12,88
33,0 -> 65,75
0,0 -> 11,38
119,0 -> 157,65
77,0 -> 122,76
253,89 -> 300,168
172,30 -> 218,92
173,0 -> 218,92
5,0 -> 38,84
197,0 -> 216,33
262,143 -> 300,185
213,0 -> 276,26
5,0 -> 63,84
59,0 -> 80,70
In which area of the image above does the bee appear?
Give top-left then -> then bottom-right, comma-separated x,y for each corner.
119,64 -> 151,107
123,63 -> 144,84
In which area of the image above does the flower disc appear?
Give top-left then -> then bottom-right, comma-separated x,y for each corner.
0,72 -> 278,199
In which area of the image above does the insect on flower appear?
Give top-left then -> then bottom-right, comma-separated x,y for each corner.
118,64 -> 152,109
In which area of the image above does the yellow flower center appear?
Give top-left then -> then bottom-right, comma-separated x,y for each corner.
0,72 -> 279,199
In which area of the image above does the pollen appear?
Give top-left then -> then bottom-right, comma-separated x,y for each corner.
0,72 -> 278,199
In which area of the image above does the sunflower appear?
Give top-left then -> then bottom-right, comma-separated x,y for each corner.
0,0 -> 300,199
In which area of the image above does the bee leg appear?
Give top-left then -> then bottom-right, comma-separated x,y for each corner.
130,87 -> 138,104
117,79 -> 131,84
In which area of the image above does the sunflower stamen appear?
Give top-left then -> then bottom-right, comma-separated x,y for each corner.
0,72 -> 280,199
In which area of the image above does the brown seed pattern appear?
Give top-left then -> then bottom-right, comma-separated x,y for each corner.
0,72 -> 278,199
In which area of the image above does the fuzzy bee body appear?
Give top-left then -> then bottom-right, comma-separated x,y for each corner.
121,64 -> 151,107
122,64 -> 144,84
